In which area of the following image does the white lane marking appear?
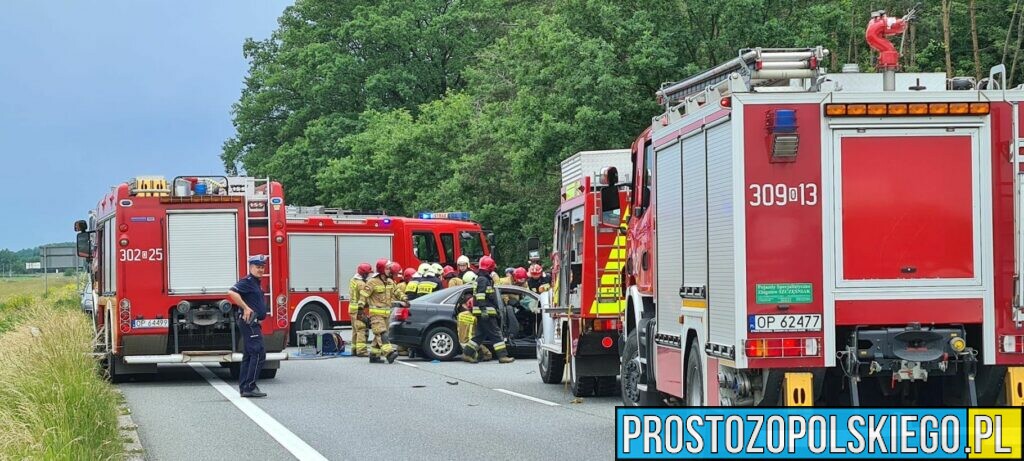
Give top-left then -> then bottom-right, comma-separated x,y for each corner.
397,361 -> 419,368
190,364 -> 328,461
493,388 -> 560,407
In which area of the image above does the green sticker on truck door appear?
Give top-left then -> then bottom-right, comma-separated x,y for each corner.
755,283 -> 812,304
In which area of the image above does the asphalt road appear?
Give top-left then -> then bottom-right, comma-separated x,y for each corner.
118,330 -> 619,461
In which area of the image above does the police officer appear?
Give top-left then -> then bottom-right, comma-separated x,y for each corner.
464,256 -> 514,364
227,255 -> 269,398
348,262 -> 373,357
360,259 -> 407,363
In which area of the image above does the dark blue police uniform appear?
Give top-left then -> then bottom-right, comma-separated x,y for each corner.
230,266 -> 268,394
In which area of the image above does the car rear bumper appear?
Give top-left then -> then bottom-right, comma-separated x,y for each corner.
388,322 -> 425,347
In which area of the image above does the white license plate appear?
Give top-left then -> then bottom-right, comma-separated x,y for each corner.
132,319 -> 169,329
749,314 -> 821,333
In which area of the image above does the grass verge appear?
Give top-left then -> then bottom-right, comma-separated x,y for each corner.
0,284 -> 124,460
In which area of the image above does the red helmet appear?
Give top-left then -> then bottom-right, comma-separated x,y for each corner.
478,256 -> 496,272
528,264 -> 543,278
376,258 -> 390,275
513,267 -> 527,282
403,268 -> 417,280
357,263 -> 373,277
442,265 -> 456,278
390,262 -> 403,277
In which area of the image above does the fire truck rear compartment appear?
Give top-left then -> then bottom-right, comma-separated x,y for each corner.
168,303 -> 236,354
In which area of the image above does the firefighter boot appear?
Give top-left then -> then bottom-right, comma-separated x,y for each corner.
495,342 -> 515,364
480,345 -> 493,362
387,350 -> 399,364
462,341 -> 479,363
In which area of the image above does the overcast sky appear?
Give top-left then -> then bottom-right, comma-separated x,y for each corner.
0,0 -> 293,251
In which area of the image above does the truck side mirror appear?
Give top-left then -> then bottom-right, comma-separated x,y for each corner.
73,220 -> 88,232
526,237 -> 540,252
76,232 -> 91,258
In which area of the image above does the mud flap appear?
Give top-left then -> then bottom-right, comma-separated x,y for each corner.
784,372 -> 814,406
1006,367 -> 1024,407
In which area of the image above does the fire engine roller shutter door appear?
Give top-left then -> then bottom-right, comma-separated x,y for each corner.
655,140 -> 684,337
706,122 -> 736,346
337,235 -> 392,300
682,131 -> 708,311
839,134 -> 977,282
288,235 -> 337,291
166,212 -> 238,294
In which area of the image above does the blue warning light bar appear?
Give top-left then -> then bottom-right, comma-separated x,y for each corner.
418,211 -> 471,221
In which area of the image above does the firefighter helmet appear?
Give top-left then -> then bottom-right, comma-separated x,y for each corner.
457,255 -> 470,266
417,263 -> 431,276
403,268 -> 418,281
390,262 -> 403,278
462,271 -> 478,284
376,258 -> 390,275
528,264 -> 544,278
431,263 -> 444,277
442,265 -> 456,278
513,267 -> 527,282
479,256 -> 496,272
357,263 -> 373,277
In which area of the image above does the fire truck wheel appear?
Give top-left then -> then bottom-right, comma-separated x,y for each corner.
620,329 -> 661,406
569,355 -> 597,397
259,368 -> 278,379
292,304 -> 331,341
422,326 -> 458,361
595,376 -> 618,396
106,354 -> 128,384
538,344 -> 564,384
228,363 -> 241,380
684,339 -> 703,406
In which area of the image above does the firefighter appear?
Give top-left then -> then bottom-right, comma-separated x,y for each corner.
464,256 -> 514,364
415,265 -> 443,298
498,267 -> 515,285
455,271 -> 491,362
456,255 -> 471,278
348,262 -> 373,357
227,255 -> 269,398
512,267 -> 529,288
391,262 -> 405,291
527,264 -> 551,294
360,258 -> 407,364
441,265 -> 458,288
403,268 -> 418,286
405,263 -> 430,301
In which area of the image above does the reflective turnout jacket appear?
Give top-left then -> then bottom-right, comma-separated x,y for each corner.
472,271 -> 499,316
360,275 -> 406,317
349,274 -> 369,315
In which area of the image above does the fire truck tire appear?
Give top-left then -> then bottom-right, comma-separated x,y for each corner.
259,368 -> 278,379
595,376 -> 618,396
106,354 -> 128,384
684,339 -> 703,406
538,345 -> 564,384
620,329 -> 661,406
228,363 -> 241,380
291,304 -> 332,342
569,355 -> 597,397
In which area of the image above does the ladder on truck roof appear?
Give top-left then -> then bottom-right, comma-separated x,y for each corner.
592,177 -> 627,315
657,47 -> 829,106
245,178 -> 274,319
286,205 -> 388,220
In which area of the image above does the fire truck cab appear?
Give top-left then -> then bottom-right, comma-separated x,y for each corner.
75,176 -> 290,382
620,45 -> 1024,407
285,207 -> 494,338
537,150 -> 631,396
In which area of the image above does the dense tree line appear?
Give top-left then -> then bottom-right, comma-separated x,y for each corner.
223,0 -> 1024,263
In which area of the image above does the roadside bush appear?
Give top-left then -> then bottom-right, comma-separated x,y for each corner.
0,299 -> 123,460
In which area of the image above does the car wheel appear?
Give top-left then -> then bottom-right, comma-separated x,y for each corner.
685,339 -> 703,406
538,342 -> 564,384
422,326 -> 458,361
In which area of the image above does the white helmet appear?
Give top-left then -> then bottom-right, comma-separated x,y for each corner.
456,255 -> 470,266
417,263 -> 431,276
430,263 -> 444,277
462,271 -> 478,284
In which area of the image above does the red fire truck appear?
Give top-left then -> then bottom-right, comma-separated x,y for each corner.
619,31 -> 1024,406
537,151 -> 632,396
74,176 -> 290,382
284,207 -> 494,337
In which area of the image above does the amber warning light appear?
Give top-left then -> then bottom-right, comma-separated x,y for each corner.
825,102 -> 989,117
